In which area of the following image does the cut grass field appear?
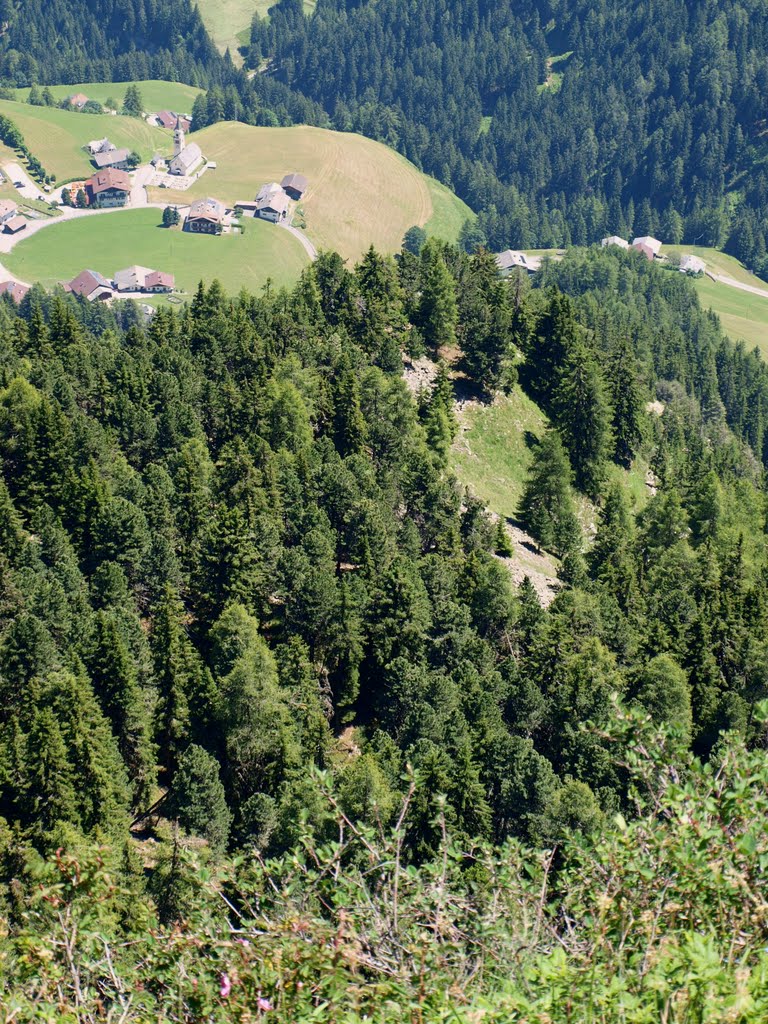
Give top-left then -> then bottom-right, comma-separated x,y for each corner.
662,245 -> 768,358
0,99 -> 170,182
16,81 -> 201,114
3,208 -> 309,295
148,121 -> 473,259
196,0 -> 316,55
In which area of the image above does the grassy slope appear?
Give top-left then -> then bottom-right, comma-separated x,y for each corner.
148,121 -> 470,259
16,81 -> 201,113
451,386 -> 650,526
662,245 -> 768,358
196,0 -> 316,55
3,208 -> 308,294
0,100 -> 170,181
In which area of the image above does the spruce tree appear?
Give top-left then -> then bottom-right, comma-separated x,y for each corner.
519,430 -> 581,556
169,744 -> 231,854
554,343 -> 613,497
417,239 -> 458,352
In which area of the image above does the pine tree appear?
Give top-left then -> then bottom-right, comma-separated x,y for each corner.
554,343 -> 613,497
122,84 -> 144,117
417,239 -> 458,352
607,337 -> 645,467
169,744 -> 231,854
519,430 -> 581,556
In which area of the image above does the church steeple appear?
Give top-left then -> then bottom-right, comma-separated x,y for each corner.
173,117 -> 185,158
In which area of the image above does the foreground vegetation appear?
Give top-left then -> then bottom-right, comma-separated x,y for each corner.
2,242 -> 768,1017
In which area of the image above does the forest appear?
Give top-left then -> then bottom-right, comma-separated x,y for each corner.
2,243 -> 768,1017
248,0 -> 768,277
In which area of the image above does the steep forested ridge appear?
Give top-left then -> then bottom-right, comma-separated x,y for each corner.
249,0 -> 768,276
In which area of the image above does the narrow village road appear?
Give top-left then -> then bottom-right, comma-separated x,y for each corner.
279,220 -> 317,261
712,273 -> 768,301
130,165 -> 154,207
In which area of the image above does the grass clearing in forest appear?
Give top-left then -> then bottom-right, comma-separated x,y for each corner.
16,81 -> 202,114
148,121 -> 471,259
3,208 -> 309,294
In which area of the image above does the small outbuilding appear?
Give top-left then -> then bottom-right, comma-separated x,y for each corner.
281,172 -> 308,201
0,199 -> 18,224
4,215 -> 26,234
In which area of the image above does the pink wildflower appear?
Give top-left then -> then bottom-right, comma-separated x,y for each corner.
256,996 -> 272,1012
220,974 -> 231,998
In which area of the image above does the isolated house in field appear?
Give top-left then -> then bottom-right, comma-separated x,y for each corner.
68,92 -> 89,109
632,235 -> 662,257
93,147 -> 131,170
4,215 -> 26,234
85,168 -> 131,207
0,280 -> 30,302
0,199 -> 18,224
113,265 -> 154,291
680,254 -> 706,274
66,270 -> 113,301
185,197 -> 225,233
145,270 -> 175,293
87,138 -> 116,155
601,235 -> 629,249
495,250 -> 541,275
281,172 -> 308,201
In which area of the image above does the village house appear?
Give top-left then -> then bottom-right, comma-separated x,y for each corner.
67,92 -> 89,109
281,172 -> 308,201
495,250 -> 541,275
680,254 -> 706,275
169,122 -> 203,177
4,215 -> 26,234
155,110 -> 179,130
632,235 -> 662,257
145,270 -> 175,293
633,241 -> 655,261
113,265 -> 154,291
0,280 -> 29,303
65,270 -> 113,301
93,147 -> 131,170
0,199 -> 18,225
185,197 -> 226,234
256,185 -> 289,222
87,138 -> 116,155
85,168 -> 131,208
601,235 -> 629,249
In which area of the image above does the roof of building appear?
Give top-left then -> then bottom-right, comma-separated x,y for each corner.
633,241 -> 655,260
87,168 -> 131,195
93,147 -> 131,168
495,249 -> 540,272
68,92 -> 89,106
114,265 -> 154,287
632,235 -> 662,255
602,235 -> 629,248
0,199 -> 18,218
187,197 -> 225,223
67,269 -> 112,298
0,280 -> 29,302
256,182 -> 282,203
4,216 -> 26,233
156,110 -> 178,129
257,190 -> 289,214
170,143 -> 203,175
680,254 -> 706,272
145,270 -> 175,289
281,172 -> 308,194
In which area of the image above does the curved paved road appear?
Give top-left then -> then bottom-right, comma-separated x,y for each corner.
279,220 -> 318,261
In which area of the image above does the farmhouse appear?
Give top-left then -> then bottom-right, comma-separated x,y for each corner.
495,250 -> 541,274
87,138 -> 116,155
65,270 -> 113,302
185,197 -> 226,234
67,93 -> 89,109
155,110 -> 178,130
114,265 -> 155,292
256,189 -> 289,222
0,280 -> 30,303
633,241 -> 656,261
145,270 -> 175,293
680,254 -> 706,275
93,147 -> 131,170
601,235 -> 629,249
86,168 -> 131,208
632,235 -> 662,257
0,199 -> 18,225
281,172 -> 308,201
4,216 -> 26,234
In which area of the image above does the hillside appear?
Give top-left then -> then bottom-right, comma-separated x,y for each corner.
3,208 -> 309,295
0,99 -> 170,181
16,81 -> 202,114
148,121 -> 474,259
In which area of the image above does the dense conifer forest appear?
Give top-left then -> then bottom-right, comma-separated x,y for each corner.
2,245 -> 768,1016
